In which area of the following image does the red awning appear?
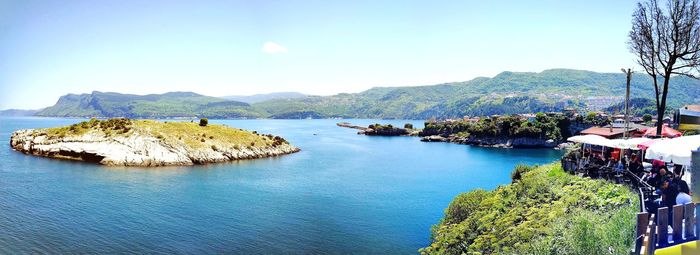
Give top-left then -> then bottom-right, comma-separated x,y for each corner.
643,125 -> 682,138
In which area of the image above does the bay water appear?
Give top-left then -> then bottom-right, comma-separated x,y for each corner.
0,118 -> 561,254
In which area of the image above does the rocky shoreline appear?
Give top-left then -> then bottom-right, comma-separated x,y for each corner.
10,121 -> 300,167
338,121 -> 563,148
336,122 -> 419,136
420,134 -> 562,149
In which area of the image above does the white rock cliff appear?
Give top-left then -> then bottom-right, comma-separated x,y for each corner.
10,129 -> 300,167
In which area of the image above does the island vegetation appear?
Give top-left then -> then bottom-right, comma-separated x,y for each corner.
10,118 -> 299,166
417,113 -> 587,148
421,163 -> 637,255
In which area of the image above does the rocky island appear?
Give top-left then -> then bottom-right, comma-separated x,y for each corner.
10,118 -> 300,166
336,122 -> 420,136
419,113 -> 577,148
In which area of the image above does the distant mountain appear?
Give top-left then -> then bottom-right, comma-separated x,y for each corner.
35,91 -> 265,118
0,109 -> 39,117
255,69 -> 700,119
603,97 -> 658,116
221,92 -> 307,104
35,69 -> 700,119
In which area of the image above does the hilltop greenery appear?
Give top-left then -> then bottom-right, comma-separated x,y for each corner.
420,113 -> 572,141
602,97 -> 658,116
34,69 -> 700,119
421,163 -> 637,255
35,91 -> 265,118
256,69 -> 700,119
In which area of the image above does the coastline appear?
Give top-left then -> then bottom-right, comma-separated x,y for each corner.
9,119 -> 300,167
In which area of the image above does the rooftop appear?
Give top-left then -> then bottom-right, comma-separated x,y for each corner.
683,105 -> 700,111
580,126 -> 637,138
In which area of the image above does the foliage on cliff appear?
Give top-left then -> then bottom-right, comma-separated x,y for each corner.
420,163 -> 638,255
420,113 -> 572,141
364,123 -> 410,136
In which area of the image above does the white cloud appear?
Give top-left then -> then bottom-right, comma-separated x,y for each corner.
261,42 -> 288,54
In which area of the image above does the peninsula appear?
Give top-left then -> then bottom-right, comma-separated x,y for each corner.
9,118 -> 299,166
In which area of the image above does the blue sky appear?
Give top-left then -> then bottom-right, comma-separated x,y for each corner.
0,0 -> 638,109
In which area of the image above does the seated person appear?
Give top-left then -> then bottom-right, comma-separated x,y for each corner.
650,166 -> 669,190
628,154 -> 644,176
643,168 -> 658,187
660,176 -> 680,209
614,159 -> 625,174
672,166 -> 690,195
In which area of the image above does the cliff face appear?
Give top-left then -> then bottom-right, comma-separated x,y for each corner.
360,127 -> 410,136
421,134 -> 558,148
9,120 -> 300,167
448,135 -> 557,148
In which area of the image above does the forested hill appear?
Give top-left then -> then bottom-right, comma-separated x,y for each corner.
35,91 -> 267,118
35,69 -> 700,119
255,69 -> 700,119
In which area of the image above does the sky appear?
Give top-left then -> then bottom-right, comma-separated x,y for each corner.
0,0 -> 640,110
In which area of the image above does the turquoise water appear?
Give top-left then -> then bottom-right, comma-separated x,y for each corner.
0,118 -> 562,254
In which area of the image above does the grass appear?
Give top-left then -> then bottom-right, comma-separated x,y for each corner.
136,120 -> 276,149
43,118 -> 132,138
36,118 -> 290,150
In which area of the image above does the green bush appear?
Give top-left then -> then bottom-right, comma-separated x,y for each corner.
510,164 -> 534,183
405,123 -> 414,129
199,118 -> 208,127
420,163 -> 637,255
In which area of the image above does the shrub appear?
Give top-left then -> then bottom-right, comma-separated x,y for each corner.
643,114 -> 653,123
444,189 -> 490,225
404,123 -> 414,129
421,163 -> 637,255
510,164 -> 534,183
199,118 -> 208,127
200,138 -> 206,142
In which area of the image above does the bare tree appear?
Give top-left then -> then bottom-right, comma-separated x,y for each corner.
629,0 -> 700,136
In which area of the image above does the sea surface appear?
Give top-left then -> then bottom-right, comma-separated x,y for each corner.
0,118 -> 562,254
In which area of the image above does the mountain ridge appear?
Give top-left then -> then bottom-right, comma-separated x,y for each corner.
221,92 -> 308,104
33,69 -> 700,119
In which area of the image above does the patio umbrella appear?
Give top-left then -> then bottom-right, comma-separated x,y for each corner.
607,137 -> 651,150
643,125 -> 682,138
638,139 -> 663,150
645,135 -> 700,166
567,135 -> 611,147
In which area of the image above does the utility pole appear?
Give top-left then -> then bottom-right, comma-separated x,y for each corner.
621,68 -> 633,139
